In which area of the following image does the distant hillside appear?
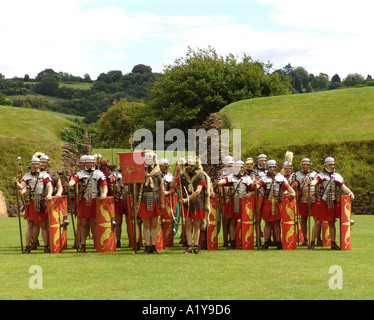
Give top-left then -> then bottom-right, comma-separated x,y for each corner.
0,105 -> 75,200
219,87 -> 374,191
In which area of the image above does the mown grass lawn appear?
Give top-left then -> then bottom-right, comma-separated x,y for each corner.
1,215 -> 373,300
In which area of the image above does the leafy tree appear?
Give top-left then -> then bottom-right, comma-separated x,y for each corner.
343,73 -> 365,87
0,92 -> 13,106
36,68 -> 59,81
132,64 -> 152,74
34,76 -> 59,96
147,47 -> 290,132
96,99 -> 154,148
311,73 -> 329,91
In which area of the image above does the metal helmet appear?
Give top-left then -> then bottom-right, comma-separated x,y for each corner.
85,155 -> 95,163
283,161 -> 292,168
267,159 -> 277,168
177,157 -> 186,165
79,155 -> 88,163
223,155 -> 234,165
235,160 -> 245,167
30,156 -> 40,164
300,158 -> 311,165
324,157 -> 335,165
40,154 -> 50,162
257,154 -> 267,161
158,158 -> 169,166
245,157 -> 254,164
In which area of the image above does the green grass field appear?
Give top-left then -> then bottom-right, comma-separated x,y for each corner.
0,215 -> 373,300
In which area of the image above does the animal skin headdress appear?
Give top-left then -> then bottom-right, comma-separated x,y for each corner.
144,150 -> 160,188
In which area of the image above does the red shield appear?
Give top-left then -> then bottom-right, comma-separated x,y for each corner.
241,196 -> 255,250
96,197 -> 116,252
47,196 -> 67,254
207,196 -> 218,250
340,195 -> 351,251
118,152 -> 145,184
322,221 -> 331,247
281,196 -> 297,250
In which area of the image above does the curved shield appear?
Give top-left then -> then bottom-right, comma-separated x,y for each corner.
96,197 -> 116,252
281,195 -> 297,250
241,196 -> 255,250
47,196 -> 67,253
340,195 -> 351,251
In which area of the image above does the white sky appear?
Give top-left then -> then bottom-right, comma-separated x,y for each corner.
1,0 -> 373,80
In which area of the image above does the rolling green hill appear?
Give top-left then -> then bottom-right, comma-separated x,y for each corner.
219,87 -> 374,191
0,105 -> 75,200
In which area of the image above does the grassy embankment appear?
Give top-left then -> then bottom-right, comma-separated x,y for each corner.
220,87 -> 374,191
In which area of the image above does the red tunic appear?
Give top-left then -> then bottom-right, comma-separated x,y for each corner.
23,175 -> 52,221
175,177 -> 206,220
311,176 -> 344,221
73,176 -> 107,218
258,180 -> 290,222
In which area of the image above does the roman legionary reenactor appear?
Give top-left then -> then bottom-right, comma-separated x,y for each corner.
256,160 -> 296,250
215,160 -> 254,249
109,167 -> 129,248
218,155 -> 235,247
290,158 -> 318,246
137,150 -> 165,254
280,151 -> 294,183
14,156 -> 53,253
308,157 -> 354,250
171,155 -> 211,254
67,155 -> 108,252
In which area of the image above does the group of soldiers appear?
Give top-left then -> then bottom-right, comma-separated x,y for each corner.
14,150 -> 354,254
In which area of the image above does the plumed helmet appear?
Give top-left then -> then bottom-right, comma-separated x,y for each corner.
283,161 -> 292,168
40,154 -> 50,162
324,157 -> 335,165
267,159 -> 277,168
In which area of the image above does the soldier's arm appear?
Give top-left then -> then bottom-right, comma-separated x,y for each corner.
341,184 -> 354,200
46,182 -> 53,200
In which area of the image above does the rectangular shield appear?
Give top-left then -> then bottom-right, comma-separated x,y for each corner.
340,195 -> 351,251
96,197 -> 116,252
281,195 -> 297,250
207,196 -> 218,250
241,196 -> 255,250
47,196 -> 67,254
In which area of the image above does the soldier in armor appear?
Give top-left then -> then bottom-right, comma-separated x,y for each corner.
30,154 -> 65,250
308,157 -> 354,250
256,160 -> 296,249
14,156 -> 53,253
137,151 -> 165,254
67,155 -> 108,252
171,155 -> 211,254
217,155 -> 235,247
291,158 -> 318,246
109,167 -> 129,248
215,160 -> 254,249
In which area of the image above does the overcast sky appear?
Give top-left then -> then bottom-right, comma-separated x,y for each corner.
1,0 -> 373,80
